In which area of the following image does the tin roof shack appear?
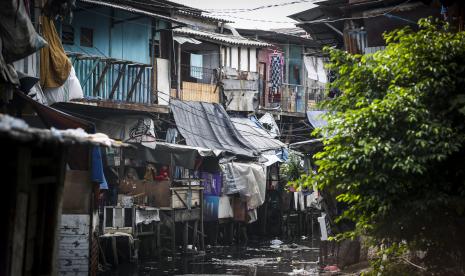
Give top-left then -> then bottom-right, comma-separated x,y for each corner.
118,142 -> 221,256
58,0 -> 185,112
288,0 -> 465,54
170,10 -> 270,111
50,101 -> 220,258
170,100 -> 279,243
0,114 -> 123,276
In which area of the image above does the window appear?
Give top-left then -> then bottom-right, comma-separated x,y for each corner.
61,24 -> 74,45
190,53 -> 203,79
80,27 -> 93,47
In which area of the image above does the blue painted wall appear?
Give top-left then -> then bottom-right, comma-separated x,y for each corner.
63,7 -> 111,57
110,10 -> 151,64
63,7 -> 160,64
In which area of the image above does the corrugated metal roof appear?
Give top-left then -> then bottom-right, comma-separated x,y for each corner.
175,10 -> 234,23
173,27 -> 271,47
230,117 -> 286,152
78,0 -> 186,24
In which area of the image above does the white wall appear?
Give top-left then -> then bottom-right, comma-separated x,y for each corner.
221,46 -> 229,67
240,47 -> 248,71
231,46 -> 239,69
249,48 -> 257,72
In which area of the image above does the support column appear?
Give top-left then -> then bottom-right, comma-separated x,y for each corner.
176,42 -> 181,99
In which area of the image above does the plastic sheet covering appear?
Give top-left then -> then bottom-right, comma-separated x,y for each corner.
44,67 -> 84,104
0,38 -> 18,84
218,196 -> 233,218
0,0 -> 47,64
258,112 -> 280,138
204,195 -> 219,221
221,162 -> 266,210
306,111 -> 327,129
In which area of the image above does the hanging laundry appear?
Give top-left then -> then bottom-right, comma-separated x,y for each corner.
40,16 -> 71,88
269,54 -> 283,92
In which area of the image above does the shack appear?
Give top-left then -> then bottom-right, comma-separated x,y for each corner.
0,114 -> 124,276
170,100 -> 275,244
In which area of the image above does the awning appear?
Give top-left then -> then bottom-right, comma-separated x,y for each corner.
173,27 -> 271,47
170,99 -> 258,158
124,142 -> 220,172
173,36 -> 202,45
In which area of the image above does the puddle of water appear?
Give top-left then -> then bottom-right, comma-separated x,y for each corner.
100,238 -> 320,276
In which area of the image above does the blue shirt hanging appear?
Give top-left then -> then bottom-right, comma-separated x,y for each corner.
92,146 -> 108,190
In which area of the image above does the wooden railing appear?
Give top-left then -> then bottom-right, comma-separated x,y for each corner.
261,82 -> 327,113
69,53 -> 153,104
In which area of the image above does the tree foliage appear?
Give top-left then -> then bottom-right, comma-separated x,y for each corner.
302,19 -> 465,273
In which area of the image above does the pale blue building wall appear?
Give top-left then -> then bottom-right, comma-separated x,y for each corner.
63,7 -> 159,64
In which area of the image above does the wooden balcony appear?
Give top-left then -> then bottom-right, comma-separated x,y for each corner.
261,82 -> 326,114
68,52 -> 154,104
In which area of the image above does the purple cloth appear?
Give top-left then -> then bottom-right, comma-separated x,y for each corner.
201,172 -> 222,196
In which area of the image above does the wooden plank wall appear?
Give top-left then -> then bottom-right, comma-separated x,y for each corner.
181,82 -> 219,103
58,214 -> 90,276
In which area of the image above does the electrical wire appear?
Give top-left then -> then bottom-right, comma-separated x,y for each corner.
296,0 -> 414,25
213,14 -> 296,24
204,0 -> 314,14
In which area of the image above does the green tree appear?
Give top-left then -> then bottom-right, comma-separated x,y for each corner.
303,19 -> 465,274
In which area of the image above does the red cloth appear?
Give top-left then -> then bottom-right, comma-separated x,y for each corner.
154,167 -> 169,180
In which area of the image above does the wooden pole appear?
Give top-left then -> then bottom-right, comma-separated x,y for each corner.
200,191 -> 205,250
176,43 -> 181,99
183,222 -> 188,252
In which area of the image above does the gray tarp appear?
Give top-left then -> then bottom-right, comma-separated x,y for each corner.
221,162 -> 266,210
0,0 -> 46,84
170,99 -> 258,158
124,142 -> 220,172
230,116 -> 285,153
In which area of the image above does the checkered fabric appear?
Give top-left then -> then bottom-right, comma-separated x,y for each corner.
270,54 -> 283,92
